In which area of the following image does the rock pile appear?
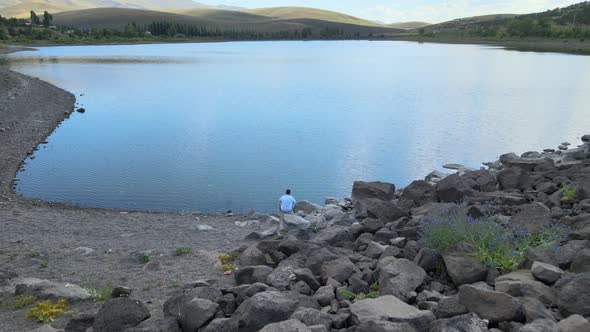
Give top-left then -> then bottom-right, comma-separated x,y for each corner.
18,137 -> 590,331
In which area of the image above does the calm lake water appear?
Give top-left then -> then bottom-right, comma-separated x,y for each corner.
9,41 -> 590,213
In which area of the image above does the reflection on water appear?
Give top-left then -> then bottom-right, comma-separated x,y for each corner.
9,41 -> 590,213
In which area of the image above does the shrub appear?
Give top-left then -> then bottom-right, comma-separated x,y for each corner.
175,247 -> 193,256
85,281 -> 113,302
14,295 -> 36,308
138,254 -> 151,264
26,299 -> 68,322
218,252 -> 238,273
561,184 -> 578,201
419,206 -> 568,271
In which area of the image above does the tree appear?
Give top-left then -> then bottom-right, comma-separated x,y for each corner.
42,11 -> 53,27
30,11 -> 40,25
419,27 -> 425,36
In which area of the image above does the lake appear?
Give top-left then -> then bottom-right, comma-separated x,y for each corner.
9,41 -> 590,213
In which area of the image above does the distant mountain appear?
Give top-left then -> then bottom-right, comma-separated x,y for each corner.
246,6 -> 383,27
0,0 -> 245,18
388,22 -> 430,30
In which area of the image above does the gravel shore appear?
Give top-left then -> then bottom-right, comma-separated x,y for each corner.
0,52 -> 269,331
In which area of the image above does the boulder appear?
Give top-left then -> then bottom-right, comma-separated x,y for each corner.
294,201 -> 322,215
442,249 -> 487,286
464,169 -> 498,192
510,203 -> 553,233
363,218 -> 385,233
531,262 -> 563,284
364,199 -> 409,222
365,241 -> 388,259
352,181 -> 396,203
400,180 -> 438,206
14,278 -> 90,303
291,281 -> 313,296
495,270 -> 556,307
157,318 -> 182,332
457,284 -> 523,323
233,291 -> 300,332
163,287 -> 223,318
178,298 -> 218,332
498,167 -> 532,191
436,296 -> 468,319
570,249 -> 590,273
429,313 -> 488,332
93,298 -> 150,332
259,319 -> 312,332
234,265 -> 274,285
201,318 -> 238,332
282,214 -> 311,231
558,314 -> 590,332
350,295 -> 435,330
293,268 -> 321,291
290,308 -> 332,330
436,174 -> 475,203
237,244 -> 268,267
65,314 -> 95,332
267,257 -> 303,290
521,297 -> 555,323
320,257 -> 359,283
518,319 -> 558,332
556,272 -> 590,317
413,248 -> 440,273
355,320 -> 417,331
314,226 -> 356,246
378,259 -> 426,301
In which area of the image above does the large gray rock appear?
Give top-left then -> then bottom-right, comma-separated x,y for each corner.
355,320 -> 417,331
233,291 -> 299,332
314,226 -> 356,246
178,298 -> 218,332
400,180 -> 438,206
458,284 -> 523,323
350,295 -> 435,330
201,318 -> 238,332
442,249 -> 487,286
518,319 -> 558,332
293,268 -> 321,291
364,199 -> 409,222
497,167 -> 532,191
352,181 -> 396,203
93,298 -> 150,332
429,313 -> 488,332
312,285 -> 335,307
570,249 -> 590,273
14,278 -> 90,303
378,258 -> 426,301
320,257 -> 359,283
238,244 -> 268,267
556,272 -> 590,317
163,287 -> 223,318
436,174 -> 475,203
510,203 -> 553,233
521,297 -> 555,323
290,308 -> 332,330
436,296 -> 468,319
234,265 -> 274,285
531,261 -> 563,284
259,319 -> 312,332
294,200 -> 322,215
267,257 -> 303,290
558,314 -> 590,332
282,214 -> 311,231
495,270 -> 556,307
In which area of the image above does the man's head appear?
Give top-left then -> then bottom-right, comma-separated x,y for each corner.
286,189 -> 291,195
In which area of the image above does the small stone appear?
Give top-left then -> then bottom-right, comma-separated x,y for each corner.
111,286 -> 131,298
197,225 -> 213,231
531,261 -> 564,284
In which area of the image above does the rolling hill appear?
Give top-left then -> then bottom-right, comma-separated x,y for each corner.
246,7 -> 383,27
50,7 -> 402,36
0,0 -> 244,18
388,22 -> 430,30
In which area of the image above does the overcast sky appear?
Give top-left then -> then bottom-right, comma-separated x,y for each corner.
203,0 -> 580,23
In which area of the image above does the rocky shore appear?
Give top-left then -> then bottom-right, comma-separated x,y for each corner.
2,51 -> 590,332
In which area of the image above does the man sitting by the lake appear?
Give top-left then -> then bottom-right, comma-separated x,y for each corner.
279,189 -> 296,232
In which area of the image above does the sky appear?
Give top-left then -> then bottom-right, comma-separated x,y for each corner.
201,0 -> 581,24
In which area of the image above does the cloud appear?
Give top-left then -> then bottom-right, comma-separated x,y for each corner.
360,0 -> 579,24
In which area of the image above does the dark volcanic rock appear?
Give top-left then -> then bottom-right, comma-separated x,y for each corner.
436,174 -> 475,203
351,181 -> 396,203
510,203 -> 553,233
93,298 -> 150,332
401,180 -> 438,206
233,291 -> 299,332
458,284 -> 524,323
556,272 -> 590,317
234,265 -> 274,285
429,313 -> 488,332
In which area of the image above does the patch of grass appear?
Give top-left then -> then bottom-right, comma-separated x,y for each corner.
138,254 -> 151,264
14,295 -> 36,309
561,184 -> 578,201
0,56 -> 9,66
175,247 -> 193,256
85,281 -> 113,302
29,250 -> 41,258
218,252 -> 238,273
419,206 -> 568,271
39,261 -> 48,269
337,287 -> 380,302
26,299 -> 68,323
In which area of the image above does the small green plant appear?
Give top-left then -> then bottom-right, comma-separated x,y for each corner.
39,261 -> 48,269
29,250 -> 41,258
0,56 -> 9,66
420,206 -> 568,272
138,254 -> 151,264
218,252 -> 238,273
26,299 -> 68,322
338,288 -> 379,302
561,184 -> 578,201
14,295 -> 36,309
175,247 -> 193,256
85,281 -> 113,302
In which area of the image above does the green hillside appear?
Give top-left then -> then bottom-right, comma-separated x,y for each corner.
388,22 -> 430,30
246,6 -> 383,27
